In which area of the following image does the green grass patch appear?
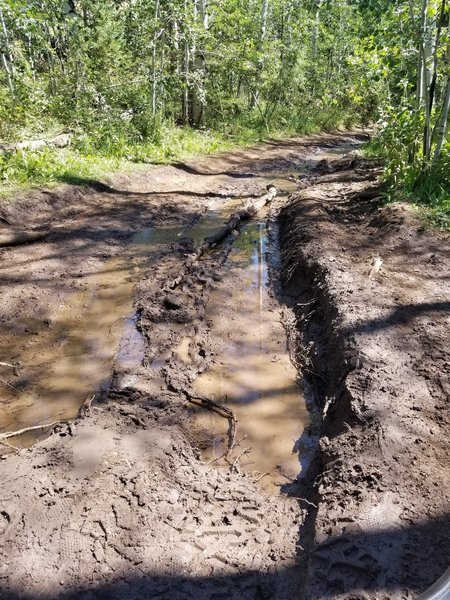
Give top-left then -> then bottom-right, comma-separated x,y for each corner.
0,107 -> 362,199
363,136 -> 450,231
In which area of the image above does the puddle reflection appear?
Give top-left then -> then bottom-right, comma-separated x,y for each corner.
193,221 -> 308,494
0,202 -> 239,445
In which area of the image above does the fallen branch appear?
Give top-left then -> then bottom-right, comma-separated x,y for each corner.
230,446 -> 252,474
206,434 -> 248,465
0,133 -> 71,154
253,471 -> 272,483
164,184 -> 277,290
0,439 -> 20,453
0,421 -> 59,440
0,376 -> 19,391
298,497 -> 318,509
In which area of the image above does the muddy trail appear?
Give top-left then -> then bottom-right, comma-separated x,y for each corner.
0,131 -> 449,600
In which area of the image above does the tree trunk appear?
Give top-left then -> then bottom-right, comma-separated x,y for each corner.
151,0 -> 161,117
191,0 -> 207,127
422,0 -> 439,163
250,0 -> 269,109
432,14 -> 450,165
1,52 -> 14,96
416,0 -> 428,109
165,185 -> 277,290
0,6 -> 14,96
182,0 -> 190,125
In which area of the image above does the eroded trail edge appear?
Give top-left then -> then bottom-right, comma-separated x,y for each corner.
279,155 -> 450,599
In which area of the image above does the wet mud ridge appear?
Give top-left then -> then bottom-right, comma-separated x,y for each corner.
0,132 -> 449,599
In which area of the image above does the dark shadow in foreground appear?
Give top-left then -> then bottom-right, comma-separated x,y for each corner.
0,514 -> 449,600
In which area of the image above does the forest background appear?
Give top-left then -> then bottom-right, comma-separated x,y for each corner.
0,0 -> 449,227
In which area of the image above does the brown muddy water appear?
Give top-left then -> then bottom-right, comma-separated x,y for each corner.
193,217 -> 308,494
0,181 -> 309,493
0,228 -> 178,446
0,199 -> 238,446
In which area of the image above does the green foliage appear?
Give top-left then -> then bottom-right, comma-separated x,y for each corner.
0,0 -> 379,147
8,0 -> 447,216
365,114 -> 450,230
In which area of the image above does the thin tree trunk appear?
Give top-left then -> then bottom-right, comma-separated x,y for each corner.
191,0 -> 207,127
310,0 -> 322,97
250,0 -> 269,109
422,0 -> 439,162
416,0 -> 428,108
432,14 -> 450,165
182,0 -> 190,125
0,6 -> 14,96
260,0 -> 269,45
311,0 -> 322,59
428,0 -> 446,119
1,53 -> 14,96
151,0 -> 161,117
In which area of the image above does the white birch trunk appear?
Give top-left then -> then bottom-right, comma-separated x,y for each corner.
191,0 -> 207,127
0,6 -> 14,95
311,0 -> 322,59
151,0 -> 161,117
260,0 -> 269,46
432,16 -> 450,164
182,0 -> 190,125
417,0 -> 428,108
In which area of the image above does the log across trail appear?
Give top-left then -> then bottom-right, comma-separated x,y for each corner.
165,183 -> 277,290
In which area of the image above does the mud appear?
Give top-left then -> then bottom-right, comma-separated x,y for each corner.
279,156 -> 450,599
0,131 -> 448,599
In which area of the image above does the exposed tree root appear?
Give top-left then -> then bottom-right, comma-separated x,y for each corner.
186,393 -> 237,455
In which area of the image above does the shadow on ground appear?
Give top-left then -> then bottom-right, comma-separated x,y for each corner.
0,514 -> 448,599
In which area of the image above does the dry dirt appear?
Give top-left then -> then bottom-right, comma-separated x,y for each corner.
0,131 -> 448,600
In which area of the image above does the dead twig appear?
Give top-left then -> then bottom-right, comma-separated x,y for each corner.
253,471 -> 272,483
298,497 -> 318,509
0,439 -> 20,453
0,421 -> 59,441
206,434 -> 248,465
230,446 -> 252,474
187,394 -> 237,454
0,376 -> 19,391
87,394 -> 95,415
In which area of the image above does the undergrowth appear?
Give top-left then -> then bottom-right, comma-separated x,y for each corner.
0,106 -> 360,197
364,131 -> 450,231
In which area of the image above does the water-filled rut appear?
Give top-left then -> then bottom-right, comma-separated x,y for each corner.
193,217 -> 308,493
1,187 -> 309,492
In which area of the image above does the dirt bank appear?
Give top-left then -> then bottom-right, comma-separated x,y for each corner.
279,157 -> 450,598
0,131 -> 448,599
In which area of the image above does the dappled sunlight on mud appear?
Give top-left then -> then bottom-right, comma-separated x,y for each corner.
0,227 -> 185,443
